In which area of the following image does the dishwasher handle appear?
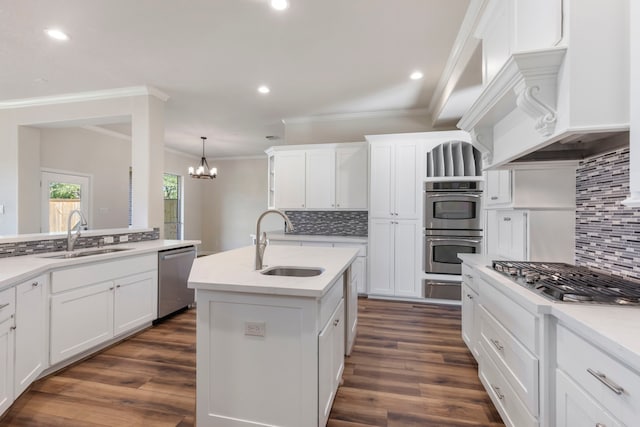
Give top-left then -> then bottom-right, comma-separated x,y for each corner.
159,247 -> 196,261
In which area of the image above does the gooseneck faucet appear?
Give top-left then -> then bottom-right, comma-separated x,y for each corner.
255,209 -> 294,270
67,209 -> 88,251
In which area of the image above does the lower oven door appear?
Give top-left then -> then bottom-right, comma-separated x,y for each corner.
424,280 -> 461,300
424,235 -> 482,275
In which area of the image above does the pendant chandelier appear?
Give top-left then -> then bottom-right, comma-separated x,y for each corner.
189,137 -> 217,179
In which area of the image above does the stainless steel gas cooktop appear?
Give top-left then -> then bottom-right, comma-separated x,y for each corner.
492,261 -> 640,305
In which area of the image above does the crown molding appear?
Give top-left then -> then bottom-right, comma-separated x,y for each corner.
282,108 -> 430,125
0,85 -> 170,110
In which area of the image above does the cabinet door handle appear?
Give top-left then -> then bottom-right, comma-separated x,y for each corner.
116,285 -> 121,288
301,204 -> 305,207
466,294 -> 473,300
587,368 -> 625,395
503,217 -> 511,221
464,274 -> 473,279
596,424 -> 607,427
109,287 -> 114,291
32,281 -> 39,287
491,196 -> 498,200
10,326 -> 16,331
490,338 -> 504,351
492,385 -> 504,400
333,319 -> 340,326
0,303 -> 9,310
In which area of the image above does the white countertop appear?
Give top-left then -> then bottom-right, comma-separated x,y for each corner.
0,239 -> 200,291
188,245 -> 359,298
459,253 -> 640,369
264,230 -> 367,244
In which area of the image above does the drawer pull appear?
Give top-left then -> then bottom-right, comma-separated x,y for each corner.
492,385 -> 504,400
0,303 -> 9,310
490,338 -> 504,351
503,217 -> 511,221
491,196 -> 498,200
587,368 -> 624,395
466,294 -> 474,300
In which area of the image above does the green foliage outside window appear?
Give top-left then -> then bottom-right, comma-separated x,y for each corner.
49,183 -> 81,199
163,174 -> 179,200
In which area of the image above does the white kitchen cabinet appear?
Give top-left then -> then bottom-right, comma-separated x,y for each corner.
496,210 -> 527,260
335,145 -> 368,209
369,140 -> 419,219
485,169 -> 512,206
0,287 -> 15,416
556,369 -> 624,427
49,254 -> 157,365
273,151 -> 306,209
556,323 -> 639,427
318,299 -> 345,427
368,219 -> 420,298
113,272 -> 157,336
50,281 -> 114,365
306,149 -> 335,209
267,142 -> 368,210
14,275 -> 47,397
461,265 -> 479,360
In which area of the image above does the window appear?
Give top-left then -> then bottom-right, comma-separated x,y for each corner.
163,173 -> 183,239
41,170 -> 90,233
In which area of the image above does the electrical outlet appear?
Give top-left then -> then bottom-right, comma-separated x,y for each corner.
103,236 -> 114,244
119,234 -> 129,242
244,321 -> 266,337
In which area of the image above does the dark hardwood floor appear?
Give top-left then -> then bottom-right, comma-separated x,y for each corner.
1,298 -> 503,427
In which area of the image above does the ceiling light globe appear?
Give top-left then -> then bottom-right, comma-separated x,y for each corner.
45,28 -> 70,41
258,85 -> 270,94
410,71 -> 424,80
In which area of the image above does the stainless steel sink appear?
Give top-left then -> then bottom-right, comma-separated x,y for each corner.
40,248 -> 132,259
260,266 -> 324,277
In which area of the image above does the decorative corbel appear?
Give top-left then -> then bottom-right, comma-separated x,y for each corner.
514,80 -> 558,137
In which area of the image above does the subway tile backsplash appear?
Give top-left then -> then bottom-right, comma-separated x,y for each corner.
575,147 -> 640,280
284,211 -> 368,236
0,228 -> 160,258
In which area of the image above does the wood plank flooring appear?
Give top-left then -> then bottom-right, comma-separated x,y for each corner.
1,299 -> 503,427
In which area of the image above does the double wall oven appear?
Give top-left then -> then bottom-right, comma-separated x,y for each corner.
423,181 -> 483,300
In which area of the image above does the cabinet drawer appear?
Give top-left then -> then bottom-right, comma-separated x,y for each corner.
461,264 -> 477,293
51,253 -> 156,293
479,277 -> 538,353
0,286 -> 16,322
479,344 -> 538,427
556,324 -> 640,427
480,305 -> 539,415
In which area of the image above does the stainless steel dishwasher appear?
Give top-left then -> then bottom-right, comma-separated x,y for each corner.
158,246 -> 196,318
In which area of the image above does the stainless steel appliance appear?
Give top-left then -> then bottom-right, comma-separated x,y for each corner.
423,279 -> 463,300
424,181 -> 483,231
492,261 -> 640,305
158,246 -> 196,318
424,229 -> 483,275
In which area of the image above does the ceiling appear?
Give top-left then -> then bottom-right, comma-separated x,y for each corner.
0,0 -> 471,158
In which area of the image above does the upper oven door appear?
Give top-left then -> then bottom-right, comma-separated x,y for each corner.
424,192 -> 482,230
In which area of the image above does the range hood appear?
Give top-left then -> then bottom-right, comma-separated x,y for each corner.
457,0 -> 629,169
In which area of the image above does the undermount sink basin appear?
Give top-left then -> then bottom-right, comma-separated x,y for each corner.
260,266 -> 324,277
40,248 -> 132,259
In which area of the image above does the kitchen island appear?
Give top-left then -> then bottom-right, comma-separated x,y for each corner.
188,245 -> 358,427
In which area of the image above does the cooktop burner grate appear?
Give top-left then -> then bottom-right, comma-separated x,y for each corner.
491,261 -> 640,304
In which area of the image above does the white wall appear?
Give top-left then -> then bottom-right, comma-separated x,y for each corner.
201,157 -> 281,254
39,127 -> 131,231
17,126 -> 41,233
284,112 -> 441,145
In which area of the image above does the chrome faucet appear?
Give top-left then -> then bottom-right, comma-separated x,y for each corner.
67,209 -> 88,251
255,209 -> 294,270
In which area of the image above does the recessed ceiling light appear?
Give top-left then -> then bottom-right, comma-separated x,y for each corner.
258,85 -> 270,94
270,0 -> 289,11
410,71 -> 424,80
45,28 -> 70,41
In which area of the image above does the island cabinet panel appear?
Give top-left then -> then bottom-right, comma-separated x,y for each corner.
195,278 -> 347,427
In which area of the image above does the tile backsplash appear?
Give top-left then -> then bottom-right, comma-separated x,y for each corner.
575,147 -> 640,280
284,211 -> 368,236
0,228 -> 160,258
